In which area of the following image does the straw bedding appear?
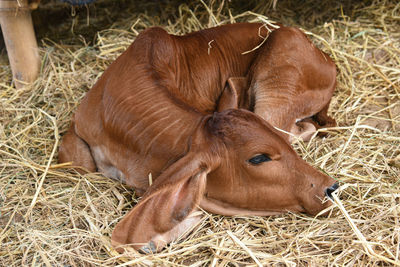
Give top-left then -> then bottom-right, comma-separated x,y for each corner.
0,0 -> 399,266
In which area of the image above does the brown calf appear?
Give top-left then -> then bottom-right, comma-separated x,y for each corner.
59,23 -> 338,252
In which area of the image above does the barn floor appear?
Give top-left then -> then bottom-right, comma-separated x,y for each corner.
1,0 -> 399,266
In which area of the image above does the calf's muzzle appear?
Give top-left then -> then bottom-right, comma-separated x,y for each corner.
324,183 -> 339,199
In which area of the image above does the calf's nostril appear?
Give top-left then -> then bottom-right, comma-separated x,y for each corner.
324,183 -> 339,199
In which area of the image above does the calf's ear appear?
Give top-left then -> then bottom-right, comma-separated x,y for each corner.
111,152 -> 219,253
217,77 -> 248,111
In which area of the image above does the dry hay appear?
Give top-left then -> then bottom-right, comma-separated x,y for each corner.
1,0 -> 399,266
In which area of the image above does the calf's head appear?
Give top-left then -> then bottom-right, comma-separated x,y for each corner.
111,109 -> 337,253
201,109 -> 336,216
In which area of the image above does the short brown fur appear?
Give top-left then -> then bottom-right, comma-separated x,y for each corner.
59,23 -> 337,252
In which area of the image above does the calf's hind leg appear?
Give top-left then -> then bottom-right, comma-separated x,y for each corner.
313,101 -> 336,129
289,101 -> 336,142
302,101 -> 337,137
58,121 -> 97,173
289,121 -> 317,143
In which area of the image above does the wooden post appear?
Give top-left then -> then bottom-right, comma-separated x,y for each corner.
0,0 -> 40,88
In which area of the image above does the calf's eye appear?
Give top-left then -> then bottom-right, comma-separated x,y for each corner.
248,154 -> 271,165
